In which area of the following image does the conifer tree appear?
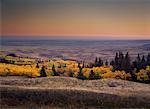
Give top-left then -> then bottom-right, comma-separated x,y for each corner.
78,63 -> 81,69
105,60 -> 108,66
130,68 -> 137,81
36,63 -> 39,68
52,65 -> 59,76
114,52 -> 119,69
115,52 -> 118,61
40,66 -> 47,77
95,57 -> 98,66
136,54 -> 142,71
77,67 -> 86,80
82,62 -> 85,69
77,62 -> 86,80
98,57 -> 103,67
89,70 -> 99,80
118,51 -> 124,70
137,54 -> 141,62
110,60 -> 115,66
141,55 -> 146,69
124,52 -> 132,73
146,53 -> 150,66
89,70 -> 95,80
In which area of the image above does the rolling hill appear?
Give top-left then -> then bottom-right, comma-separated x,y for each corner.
0,76 -> 150,108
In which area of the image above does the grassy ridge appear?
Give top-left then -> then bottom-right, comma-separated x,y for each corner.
1,76 -> 150,108
1,87 -> 149,108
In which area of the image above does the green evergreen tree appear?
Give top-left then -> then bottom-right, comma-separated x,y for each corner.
110,60 -> 115,66
141,55 -> 146,69
36,63 -> 39,68
114,52 -> 119,70
78,63 -> 81,69
40,66 -> 47,77
82,62 -> 85,69
146,53 -> 150,66
105,60 -> 108,66
136,54 -> 142,71
119,51 -> 124,70
89,70 -> 99,80
98,57 -> 103,66
77,63 -> 86,80
52,65 -> 59,76
95,57 -> 98,66
77,68 -> 86,80
130,68 -> 137,81
124,52 -> 132,73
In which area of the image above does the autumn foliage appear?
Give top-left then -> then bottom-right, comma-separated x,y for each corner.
0,63 -> 40,77
0,52 -> 150,83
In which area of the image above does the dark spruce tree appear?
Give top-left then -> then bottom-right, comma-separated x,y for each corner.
82,62 -> 85,69
87,62 -> 94,68
89,70 -> 99,80
132,59 -> 138,71
40,66 -> 47,77
36,63 -> 39,68
89,70 -> 95,80
77,70 -> 86,80
77,63 -> 86,80
52,65 -> 59,76
146,53 -> 150,66
78,63 -> 82,69
95,57 -> 98,67
132,53 -> 149,71
112,52 -> 132,73
141,55 -> 146,69
130,70 -> 137,82
105,60 -> 108,66
113,52 -> 124,71
124,52 -> 132,73
118,51 -> 124,70
114,52 -> 119,70
94,57 -> 103,67
136,54 -> 142,71
110,60 -> 115,66
98,57 -> 103,67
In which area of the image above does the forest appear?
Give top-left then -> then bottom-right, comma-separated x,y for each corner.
0,52 -> 150,83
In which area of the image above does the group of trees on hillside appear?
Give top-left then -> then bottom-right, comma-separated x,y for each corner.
39,52 -> 150,82
109,52 -> 150,81
110,52 -> 150,72
75,52 -> 150,81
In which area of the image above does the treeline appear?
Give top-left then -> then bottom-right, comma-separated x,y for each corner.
110,52 -> 150,82
90,52 -> 150,81
87,52 -> 150,81
39,52 -> 150,83
110,52 -> 150,72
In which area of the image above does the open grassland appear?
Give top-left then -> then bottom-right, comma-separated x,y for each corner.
0,76 -> 150,108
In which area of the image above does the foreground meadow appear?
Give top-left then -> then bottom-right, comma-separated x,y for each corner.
1,76 -> 150,108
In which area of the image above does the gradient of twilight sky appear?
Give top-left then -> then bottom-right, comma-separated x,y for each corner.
1,0 -> 150,39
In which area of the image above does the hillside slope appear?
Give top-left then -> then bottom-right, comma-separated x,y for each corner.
0,76 -> 150,108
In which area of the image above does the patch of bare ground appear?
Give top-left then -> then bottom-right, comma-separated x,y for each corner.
0,76 -> 150,108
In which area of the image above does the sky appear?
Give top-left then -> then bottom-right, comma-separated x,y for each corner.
1,0 -> 150,40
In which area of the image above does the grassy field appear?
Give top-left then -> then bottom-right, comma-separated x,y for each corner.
0,76 -> 150,108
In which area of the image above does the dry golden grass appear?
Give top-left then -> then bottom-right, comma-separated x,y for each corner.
0,76 -> 150,108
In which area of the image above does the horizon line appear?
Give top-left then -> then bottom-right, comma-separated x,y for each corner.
1,35 -> 150,41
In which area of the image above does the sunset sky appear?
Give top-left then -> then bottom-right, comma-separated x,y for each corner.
1,0 -> 150,39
